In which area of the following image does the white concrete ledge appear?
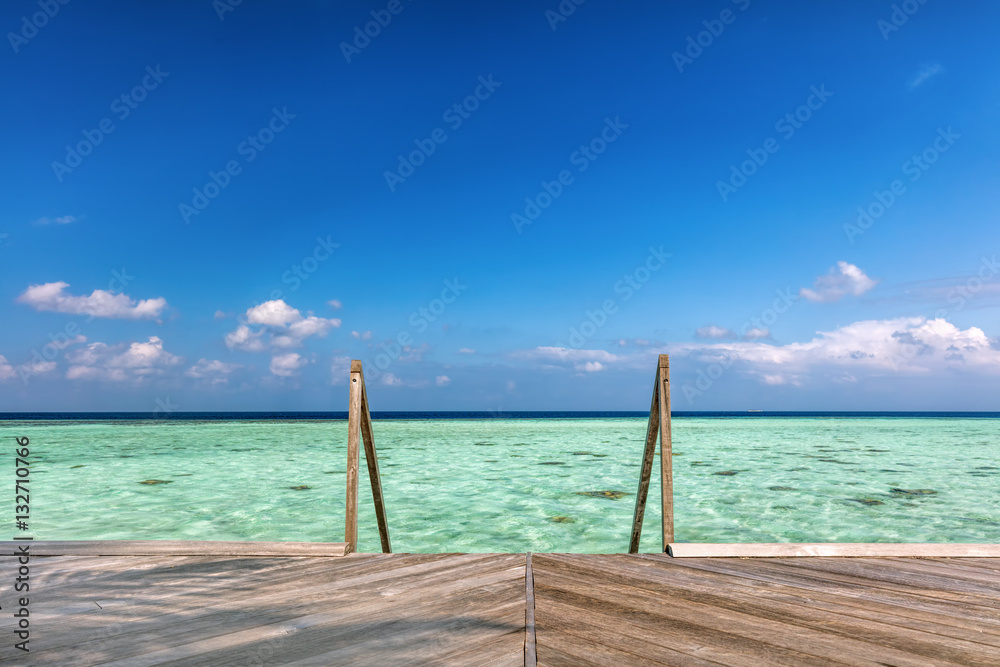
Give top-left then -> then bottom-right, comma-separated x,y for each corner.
666,543 -> 1000,558
0,540 -> 350,557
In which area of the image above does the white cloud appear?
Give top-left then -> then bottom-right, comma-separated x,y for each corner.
185,359 -> 241,384
381,372 -> 404,386
910,63 -> 943,89
225,324 -> 267,352
328,299 -> 342,309
0,356 -> 17,381
675,317 -> 1000,384
214,310 -> 227,320
436,375 -> 451,387
66,336 -> 182,382
577,361 -> 605,372
458,348 -> 475,354
331,356 -> 352,385
17,282 -> 168,319
270,352 -> 305,377
226,300 -> 340,351
352,330 -> 373,340
513,347 -> 620,363
696,325 -> 734,340
247,300 -> 302,327
743,327 -> 770,340
800,262 -> 878,303
33,215 -> 76,225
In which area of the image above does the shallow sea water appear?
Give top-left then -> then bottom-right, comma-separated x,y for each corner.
3,417 -> 998,552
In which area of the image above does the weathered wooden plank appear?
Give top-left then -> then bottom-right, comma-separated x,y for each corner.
525,552 -> 536,667
270,598 -> 524,667
27,554 -> 511,651
537,597 -> 753,666
661,556 -> 1000,629
0,540 -> 348,557
345,361 -> 363,552
771,557 -> 1000,603
359,369 -> 391,553
658,354 -> 673,549
535,555 -> 1000,665
668,542 -> 1000,558
533,562 -> 949,667
621,556 -> 1000,646
92,562 -> 525,666
629,365 -> 661,553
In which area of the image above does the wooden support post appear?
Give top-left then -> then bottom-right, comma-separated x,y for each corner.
359,369 -> 391,553
628,354 -> 673,553
629,365 -> 661,553
659,354 -> 674,549
345,360 -> 362,553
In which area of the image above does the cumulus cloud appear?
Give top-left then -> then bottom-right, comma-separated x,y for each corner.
458,348 -> 475,354
352,330 -> 372,340
17,282 -> 168,319
436,375 -> 451,387
66,336 -> 182,382
214,310 -> 227,320
675,317 -> 1000,385
185,359 -> 241,384
328,299 -> 342,309
270,352 -> 306,377
33,215 -> 76,225
225,324 -> 267,352
800,262 -> 878,303
226,300 -> 340,351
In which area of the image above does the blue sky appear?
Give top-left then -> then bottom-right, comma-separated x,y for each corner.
2,0 -> 999,411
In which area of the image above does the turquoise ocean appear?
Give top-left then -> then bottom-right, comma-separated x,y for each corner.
2,413 -> 998,553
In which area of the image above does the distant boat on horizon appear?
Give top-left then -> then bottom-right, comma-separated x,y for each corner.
747,409 -> 763,412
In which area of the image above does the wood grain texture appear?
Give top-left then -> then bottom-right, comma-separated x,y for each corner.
359,365 -> 391,553
533,553 -> 1000,667
525,552 -> 537,667
668,543 -> 1000,558
658,354 -> 673,549
0,553 -> 525,666
629,366 -> 661,553
345,362 -> 363,552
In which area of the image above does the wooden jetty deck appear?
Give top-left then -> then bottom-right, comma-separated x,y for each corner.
3,549 -> 1000,665
6,356 -> 999,664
